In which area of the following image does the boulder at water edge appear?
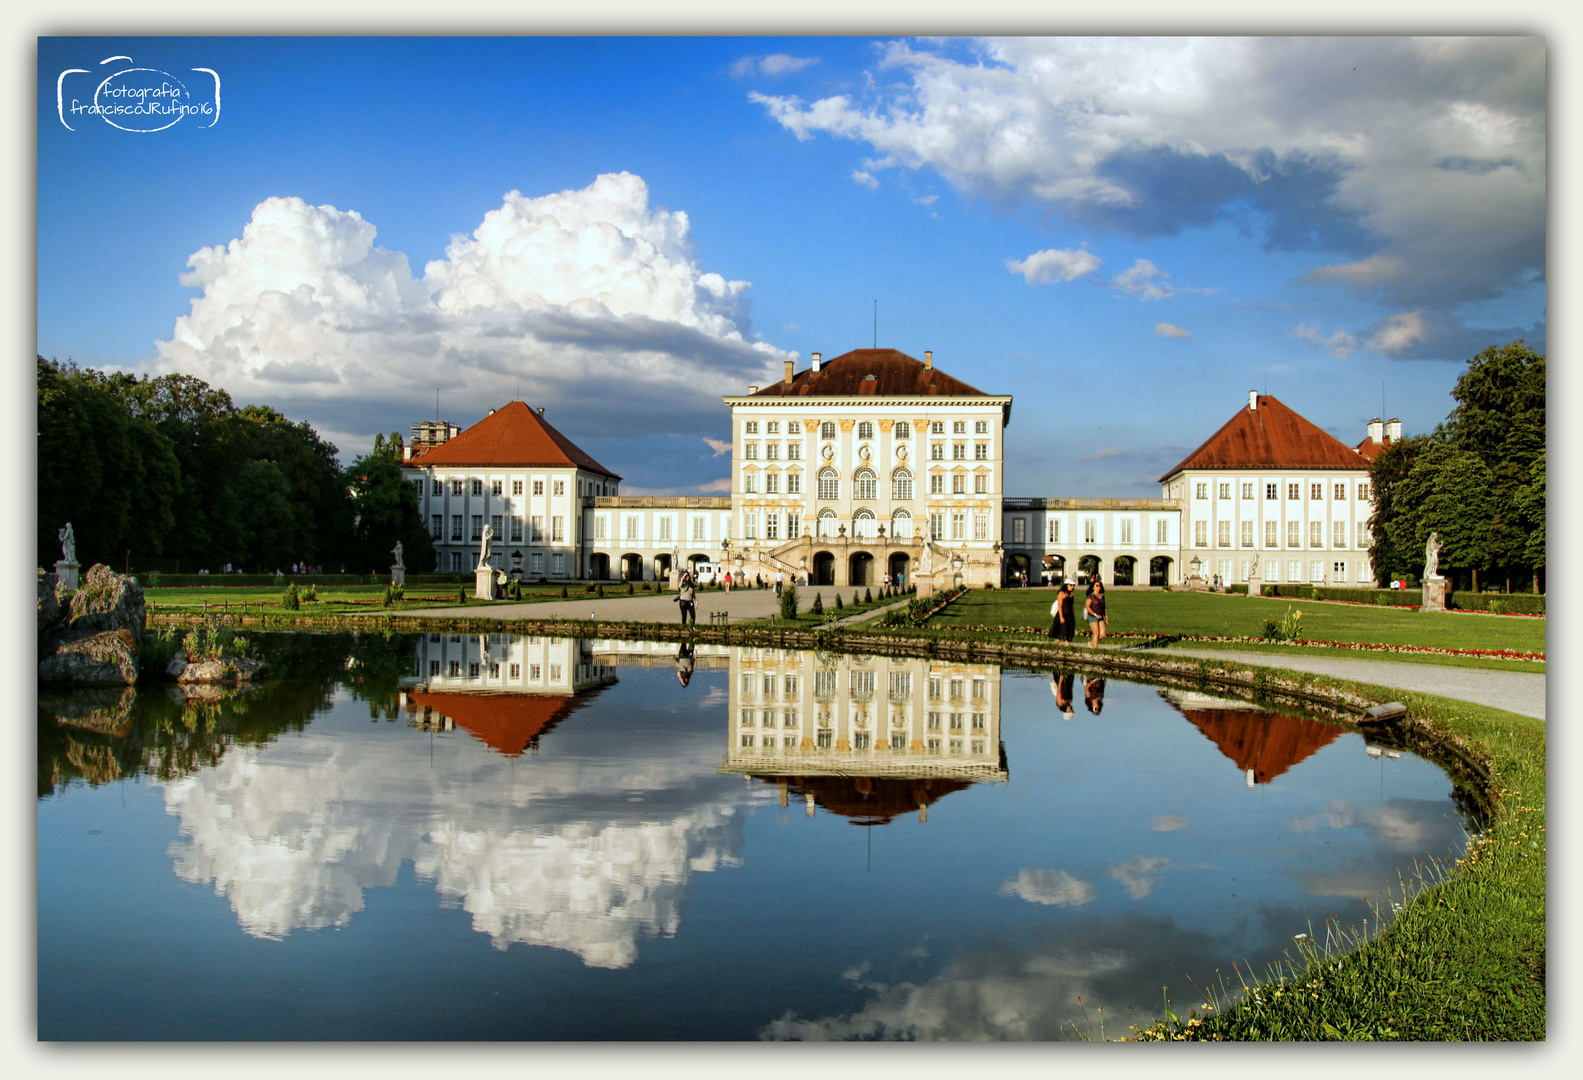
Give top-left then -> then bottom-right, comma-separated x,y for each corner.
37,628 -> 141,685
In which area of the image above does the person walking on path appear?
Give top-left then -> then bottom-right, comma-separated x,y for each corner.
1084,676 -> 1106,714
676,571 -> 697,626
1049,582 -> 1076,642
775,570 -> 784,597
1050,673 -> 1075,718
1084,580 -> 1108,648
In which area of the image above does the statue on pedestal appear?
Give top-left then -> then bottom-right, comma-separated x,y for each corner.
1424,531 -> 1443,581
58,522 -> 76,564
476,523 -> 494,570
392,540 -> 405,569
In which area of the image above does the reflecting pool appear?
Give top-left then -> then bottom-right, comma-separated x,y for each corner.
38,632 -> 1471,1040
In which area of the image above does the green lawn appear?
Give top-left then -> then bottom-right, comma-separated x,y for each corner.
144,582 -> 684,614
932,588 -> 1545,660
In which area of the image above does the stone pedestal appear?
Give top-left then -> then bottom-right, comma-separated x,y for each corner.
475,567 -> 496,600
1246,572 -> 1263,597
54,560 -> 79,592
1421,577 -> 1448,612
390,565 -> 406,586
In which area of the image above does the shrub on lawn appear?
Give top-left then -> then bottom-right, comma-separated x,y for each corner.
834,594 -> 844,611
381,583 -> 404,607
811,593 -> 823,615
303,585 -> 318,603
456,585 -> 467,604
864,587 -> 872,603
561,586 -> 569,598
779,585 -> 800,621
281,584 -> 300,610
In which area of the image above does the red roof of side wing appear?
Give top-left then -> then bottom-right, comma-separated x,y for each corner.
1180,707 -> 1343,785
406,401 -> 620,479
1158,395 -> 1366,481
405,689 -> 581,758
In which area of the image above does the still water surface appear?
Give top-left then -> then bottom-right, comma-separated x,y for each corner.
38,632 -> 1470,1040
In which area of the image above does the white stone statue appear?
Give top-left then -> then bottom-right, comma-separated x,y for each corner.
58,522 -> 76,564
921,541 -> 933,578
392,540 -> 405,569
1424,531 -> 1443,581
476,523 -> 494,570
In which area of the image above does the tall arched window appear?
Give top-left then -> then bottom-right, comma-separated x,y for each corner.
857,421 -> 874,440
820,421 -> 836,440
854,467 -> 877,500
853,509 -> 876,538
891,467 -> 913,502
817,467 -> 840,501
891,509 -> 913,538
817,509 -> 838,537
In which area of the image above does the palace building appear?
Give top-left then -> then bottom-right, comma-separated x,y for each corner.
402,350 -> 1384,590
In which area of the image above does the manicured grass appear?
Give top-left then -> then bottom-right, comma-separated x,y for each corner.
1159,638 -> 1544,675
935,588 -> 1545,658
145,582 -> 681,613
1129,681 -> 1544,1042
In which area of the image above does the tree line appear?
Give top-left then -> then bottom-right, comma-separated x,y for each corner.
37,357 -> 435,575
1367,341 -> 1544,593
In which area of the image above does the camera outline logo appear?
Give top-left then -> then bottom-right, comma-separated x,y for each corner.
56,54 -> 220,132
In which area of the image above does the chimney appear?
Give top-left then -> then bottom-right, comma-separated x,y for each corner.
1367,417 -> 1384,443
1248,390 -> 1258,411
811,352 -> 822,372
1386,418 -> 1402,441
925,350 -> 933,370
784,360 -> 794,385
537,406 -> 545,417
748,384 -> 758,395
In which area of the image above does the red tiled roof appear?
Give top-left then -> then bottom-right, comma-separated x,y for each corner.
1354,437 -> 1389,462
747,349 -> 991,399
762,774 -> 973,825
1159,395 -> 1367,481
1179,707 -> 1342,785
406,689 -> 580,757
405,401 -> 620,478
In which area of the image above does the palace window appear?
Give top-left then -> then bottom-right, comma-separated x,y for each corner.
931,443 -> 944,460
513,480 -> 523,495
930,473 -> 944,494
432,480 -> 442,495
1012,517 -> 1026,543
745,421 -> 758,434
1359,482 -> 1371,500
895,422 -> 910,439
952,444 -> 966,460
1241,521 -> 1254,547
431,515 -> 442,539
952,474 -> 965,494
1048,518 -> 1061,543
451,479 -> 464,496
787,473 -> 801,494
1265,520 -> 1278,547
532,515 -> 544,542
1120,519 -> 1133,544
818,509 -> 837,537
1310,521 -> 1322,547
744,443 -> 758,460
492,480 -> 503,496
973,513 -> 988,541
788,421 -> 801,435
930,513 -> 944,540
472,479 -> 484,496
744,512 -> 758,539
858,421 -> 874,440
766,512 -> 779,540
765,473 -> 778,494
787,511 -> 801,537
891,468 -> 913,501
625,516 -> 639,541
820,421 -> 836,440
974,474 -> 988,494
595,516 -> 607,541
1287,521 -> 1300,547
1241,482 -> 1254,499
766,443 -> 779,460
891,510 -> 912,538
1334,521 -> 1347,548
974,443 -> 988,460
451,515 -> 463,541
953,421 -> 966,434
1217,521 -> 1230,547
472,515 -> 483,540
533,480 -> 544,496
787,442 -> 801,460
511,516 -> 524,542
853,509 -> 875,538
491,514 -> 503,540
1195,520 -> 1207,547
554,480 -> 565,497
1156,519 -> 1169,544
1358,521 -> 1369,548
931,421 -> 945,434
1288,483 -> 1299,499
1311,483 -> 1323,500
1266,483 -> 1278,500
854,468 -> 877,500
1333,561 -> 1348,582
1084,519 -> 1097,544
552,554 -> 564,575
818,468 -> 839,500
743,472 -> 757,494
1196,482 -> 1208,499
767,421 -> 779,434
975,420 -> 988,433
692,516 -> 706,542
951,512 -> 965,541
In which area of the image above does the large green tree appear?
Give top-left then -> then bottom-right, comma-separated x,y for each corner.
346,439 -> 435,574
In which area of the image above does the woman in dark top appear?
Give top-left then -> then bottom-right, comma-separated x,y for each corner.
1047,582 -> 1075,641
1084,580 -> 1108,647
1084,676 -> 1106,714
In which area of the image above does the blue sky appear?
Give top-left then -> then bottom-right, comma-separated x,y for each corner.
37,35 -> 1546,496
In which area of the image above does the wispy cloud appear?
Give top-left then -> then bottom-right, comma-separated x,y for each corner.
1154,322 -> 1191,338
732,54 -> 819,78
702,437 -> 732,457
1292,323 -> 1360,359
999,868 -> 1095,907
851,170 -> 879,189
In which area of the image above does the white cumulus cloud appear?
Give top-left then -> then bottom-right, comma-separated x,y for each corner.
998,868 -> 1095,907
732,54 -> 819,78
751,37 -> 1544,351
1154,323 -> 1192,339
153,173 -> 786,455
851,170 -> 880,189
1006,247 -> 1100,284
703,437 -> 732,456
1113,259 -> 1175,300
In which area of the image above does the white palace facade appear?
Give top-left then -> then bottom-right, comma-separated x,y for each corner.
403,349 -> 1389,590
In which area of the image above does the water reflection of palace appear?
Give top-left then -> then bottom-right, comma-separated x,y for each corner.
1161,689 -> 1343,787
721,648 -> 1008,823
399,634 -> 619,756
